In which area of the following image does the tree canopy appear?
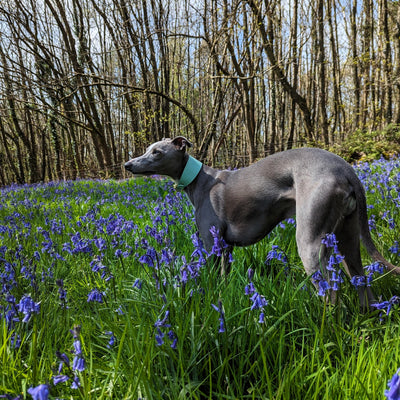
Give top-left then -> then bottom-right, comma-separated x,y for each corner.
1,0 -> 400,185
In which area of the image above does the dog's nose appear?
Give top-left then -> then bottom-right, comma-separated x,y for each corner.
124,162 -> 132,171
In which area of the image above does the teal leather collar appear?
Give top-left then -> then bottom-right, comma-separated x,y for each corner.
176,156 -> 202,190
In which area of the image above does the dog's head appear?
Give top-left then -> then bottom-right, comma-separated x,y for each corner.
124,136 -> 193,179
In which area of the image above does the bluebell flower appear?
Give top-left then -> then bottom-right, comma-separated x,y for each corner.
90,258 -> 113,281
139,247 -> 157,267
62,242 -> 73,255
72,356 -> 85,372
244,275 -> 268,322
327,254 -> 345,271
56,351 -> 70,373
317,279 -> 331,296
40,234 -> 54,255
187,262 -> 201,280
363,261 -> 385,286
259,312 -> 265,323
73,339 -> 82,355
54,351 -> 74,387
390,241 -> 400,255
265,245 -> 288,265
218,318 -> 225,333
53,375 -> 70,385
105,331 -> 115,348
371,296 -> 400,316
368,214 -> 377,231
250,292 -> 268,311
331,270 -> 344,291
209,226 -> 228,257
17,295 -> 40,323
72,340 -> 85,372
321,233 -> 338,249
154,310 -> 176,346
69,231 -> 93,254
94,237 -> 107,251
6,295 -> 16,304
71,375 -> 81,389
191,232 -> 208,263
87,288 -> 104,303
212,300 -> 226,333
385,368 -> 400,400
27,384 -> 49,400
247,268 -> 254,281
160,248 -> 174,265
170,338 -> 178,349
2,307 -> 19,329
180,266 -> 188,284
140,238 -> 149,249
168,331 -> 177,349
245,281 -> 255,296
132,278 -> 142,289
154,311 -> 170,328
155,328 -> 165,346
115,305 -> 125,315
350,275 -> 366,289
365,261 -> 384,275
312,271 -> 331,296
70,334 -> 86,373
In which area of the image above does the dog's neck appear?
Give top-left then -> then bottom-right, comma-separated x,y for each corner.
176,155 -> 203,190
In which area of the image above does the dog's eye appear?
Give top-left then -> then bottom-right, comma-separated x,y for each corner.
152,149 -> 162,156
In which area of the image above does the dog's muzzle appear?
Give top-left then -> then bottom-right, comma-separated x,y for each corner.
124,162 -> 133,172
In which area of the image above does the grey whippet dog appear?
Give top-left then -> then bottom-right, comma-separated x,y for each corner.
125,136 -> 400,309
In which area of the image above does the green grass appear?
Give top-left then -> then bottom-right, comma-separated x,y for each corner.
1,158 -> 400,399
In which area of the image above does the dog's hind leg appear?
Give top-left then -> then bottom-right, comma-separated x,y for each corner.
335,210 -> 375,311
295,181 -> 352,304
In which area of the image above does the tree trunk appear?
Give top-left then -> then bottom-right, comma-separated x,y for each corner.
246,0 -> 314,141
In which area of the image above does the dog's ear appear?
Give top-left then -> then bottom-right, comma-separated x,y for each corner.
171,136 -> 193,151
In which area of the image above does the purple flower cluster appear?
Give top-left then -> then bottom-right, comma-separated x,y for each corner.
245,268 -> 268,323
265,245 -> 288,266
177,233 -> 207,286
154,310 -> 177,348
17,295 -> 40,323
371,296 -> 400,317
209,226 -> 233,262
27,384 -> 49,400
312,233 -> 345,297
350,262 -> 385,289
385,368 -> 400,400
105,331 -> 116,348
90,257 -> 114,282
54,325 -> 86,390
312,271 -> 332,297
0,181 -> 150,347
25,323 -> 105,399
211,300 -> 226,333
87,288 -> 105,303
356,157 -> 400,234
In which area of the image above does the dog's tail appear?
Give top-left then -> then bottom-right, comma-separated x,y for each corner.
357,181 -> 400,274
